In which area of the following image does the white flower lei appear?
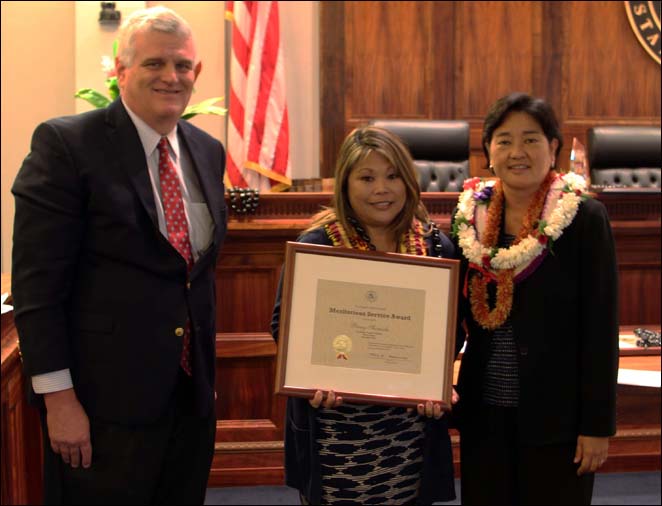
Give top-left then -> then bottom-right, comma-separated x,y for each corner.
455,172 -> 587,275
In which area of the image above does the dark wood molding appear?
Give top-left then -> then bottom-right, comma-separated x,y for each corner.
319,2 -> 345,178
1,284 -> 43,506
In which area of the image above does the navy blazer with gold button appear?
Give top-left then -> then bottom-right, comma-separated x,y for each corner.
11,99 -> 227,424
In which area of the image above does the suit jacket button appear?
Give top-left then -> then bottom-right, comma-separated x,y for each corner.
520,346 -> 528,356
175,327 -> 184,337
186,282 -> 191,290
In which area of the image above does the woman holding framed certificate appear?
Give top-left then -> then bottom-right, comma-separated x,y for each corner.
271,126 -> 460,505
451,93 -> 619,505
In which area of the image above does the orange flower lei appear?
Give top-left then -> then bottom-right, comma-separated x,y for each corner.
325,219 -> 428,255
469,171 -> 556,329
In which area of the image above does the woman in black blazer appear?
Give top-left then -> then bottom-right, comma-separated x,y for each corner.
451,93 -> 619,505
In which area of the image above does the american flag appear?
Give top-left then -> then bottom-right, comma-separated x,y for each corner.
225,1 -> 291,191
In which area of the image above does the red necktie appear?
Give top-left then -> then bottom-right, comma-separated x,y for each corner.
157,137 -> 193,376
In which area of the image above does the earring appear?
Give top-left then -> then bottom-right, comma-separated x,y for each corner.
488,165 -> 495,175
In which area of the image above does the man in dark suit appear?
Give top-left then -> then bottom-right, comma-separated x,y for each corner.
11,6 -> 226,504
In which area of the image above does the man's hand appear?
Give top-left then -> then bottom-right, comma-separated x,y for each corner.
43,388 -> 92,468
574,435 -> 609,476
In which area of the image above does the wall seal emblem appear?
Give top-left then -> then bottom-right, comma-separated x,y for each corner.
624,1 -> 661,64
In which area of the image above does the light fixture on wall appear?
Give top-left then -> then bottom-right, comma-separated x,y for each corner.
99,2 -> 121,25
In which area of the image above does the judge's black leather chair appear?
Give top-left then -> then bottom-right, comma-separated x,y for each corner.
369,119 -> 470,191
587,126 -> 661,188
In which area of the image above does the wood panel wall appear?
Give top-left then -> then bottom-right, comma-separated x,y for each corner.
320,1 -> 661,177
210,233 -> 288,485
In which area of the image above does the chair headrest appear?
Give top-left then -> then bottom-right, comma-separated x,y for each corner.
415,161 -> 468,192
587,126 -> 661,169
368,120 -> 470,162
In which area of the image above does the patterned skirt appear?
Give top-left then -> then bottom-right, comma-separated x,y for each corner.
316,403 -> 425,505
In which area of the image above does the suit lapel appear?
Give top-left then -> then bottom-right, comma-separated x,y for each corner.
104,100 -> 160,229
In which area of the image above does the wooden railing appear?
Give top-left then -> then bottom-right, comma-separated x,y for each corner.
1,274 -> 43,505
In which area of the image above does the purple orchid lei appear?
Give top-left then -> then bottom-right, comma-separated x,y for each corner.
473,185 -> 494,203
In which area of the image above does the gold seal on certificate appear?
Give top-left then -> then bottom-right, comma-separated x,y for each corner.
332,334 -> 352,360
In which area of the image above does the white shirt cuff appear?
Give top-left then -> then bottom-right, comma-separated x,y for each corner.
32,369 -> 74,394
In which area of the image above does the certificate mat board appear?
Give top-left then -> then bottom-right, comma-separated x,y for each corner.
275,242 -> 460,408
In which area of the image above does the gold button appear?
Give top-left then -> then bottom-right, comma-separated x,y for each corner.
175,327 -> 184,337
186,282 -> 191,290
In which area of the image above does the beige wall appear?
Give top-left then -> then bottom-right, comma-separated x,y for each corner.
75,1 -> 147,115
1,1 -> 319,273
1,1 -> 76,274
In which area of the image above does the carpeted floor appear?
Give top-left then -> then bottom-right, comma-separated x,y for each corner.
204,471 -> 661,505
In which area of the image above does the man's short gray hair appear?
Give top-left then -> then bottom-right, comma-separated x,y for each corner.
117,6 -> 193,67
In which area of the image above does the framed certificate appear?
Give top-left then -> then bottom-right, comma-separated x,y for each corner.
275,241 -> 460,409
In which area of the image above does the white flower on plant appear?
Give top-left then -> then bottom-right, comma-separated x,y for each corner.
101,55 -> 114,75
